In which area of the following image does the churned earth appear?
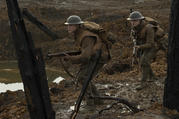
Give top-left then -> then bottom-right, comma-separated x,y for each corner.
1,0 -> 178,119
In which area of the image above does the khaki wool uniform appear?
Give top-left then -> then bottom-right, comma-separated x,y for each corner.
134,20 -> 167,81
68,27 -> 110,106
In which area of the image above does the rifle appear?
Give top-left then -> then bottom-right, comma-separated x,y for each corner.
131,29 -> 138,67
47,51 -> 81,59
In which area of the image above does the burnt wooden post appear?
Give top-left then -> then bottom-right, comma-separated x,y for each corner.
6,0 -> 55,118
163,0 -> 179,111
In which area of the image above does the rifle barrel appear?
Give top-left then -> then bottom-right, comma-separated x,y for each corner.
47,51 -> 81,58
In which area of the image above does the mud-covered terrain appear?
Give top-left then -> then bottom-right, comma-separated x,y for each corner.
0,0 -> 178,119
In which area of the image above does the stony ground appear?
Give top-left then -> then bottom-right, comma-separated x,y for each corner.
1,0 -> 179,119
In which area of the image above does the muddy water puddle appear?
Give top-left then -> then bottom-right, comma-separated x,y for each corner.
0,82 -> 24,93
0,76 -> 64,94
0,60 -> 65,93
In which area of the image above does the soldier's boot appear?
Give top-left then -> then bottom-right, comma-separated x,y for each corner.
147,67 -> 158,82
80,101 -> 96,113
149,72 -> 158,82
89,83 -> 104,105
80,97 -> 98,113
80,95 -> 96,112
141,65 -> 157,82
136,66 -> 151,90
141,66 -> 149,82
80,84 -> 100,112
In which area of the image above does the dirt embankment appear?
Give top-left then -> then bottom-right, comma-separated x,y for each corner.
0,0 -> 176,119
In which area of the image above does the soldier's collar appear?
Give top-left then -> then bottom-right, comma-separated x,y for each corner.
74,27 -> 85,41
134,20 -> 146,32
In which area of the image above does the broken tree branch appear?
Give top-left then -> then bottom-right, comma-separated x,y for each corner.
90,96 -> 141,113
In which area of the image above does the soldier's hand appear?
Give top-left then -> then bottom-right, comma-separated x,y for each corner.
134,45 -> 140,50
134,45 -> 140,49
63,53 -> 71,61
46,51 -> 52,60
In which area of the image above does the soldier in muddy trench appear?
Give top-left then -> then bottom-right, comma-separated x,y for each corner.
61,15 -> 111,112
127,11 -> 168,90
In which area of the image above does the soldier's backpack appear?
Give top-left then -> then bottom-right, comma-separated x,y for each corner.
145,17 -> 168,51
145,17 -> 159,26
81,21 -> 113,49
81,21 -> 115,59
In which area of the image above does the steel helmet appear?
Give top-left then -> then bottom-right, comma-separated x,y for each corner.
127,11 -> 145,21
64,15 -> 84,25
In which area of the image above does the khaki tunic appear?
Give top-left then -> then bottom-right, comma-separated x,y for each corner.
134,21 -> 157,81
69,29 -> 110,64
133,20 -> 167,82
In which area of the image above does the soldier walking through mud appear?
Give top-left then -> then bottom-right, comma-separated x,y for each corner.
63,15 -> 111,110
127,11 -> 168,90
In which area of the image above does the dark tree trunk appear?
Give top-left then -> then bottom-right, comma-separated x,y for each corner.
163,0 -> 179,111
6,0 -> 55,118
